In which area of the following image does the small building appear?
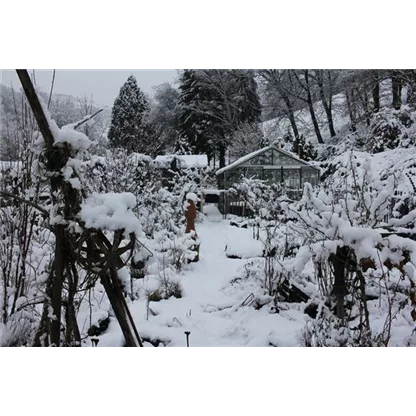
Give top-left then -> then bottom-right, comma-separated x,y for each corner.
215,145 -> 320,216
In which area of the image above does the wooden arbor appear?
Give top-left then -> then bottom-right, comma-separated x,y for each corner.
17,69 -> 142,347
75,228 -> 143,347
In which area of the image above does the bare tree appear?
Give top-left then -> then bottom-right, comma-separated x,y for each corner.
311,70 -> 339,138
372,70 -> 380,113
289,70 -> 324,144
258,70 -> 301,141
391,70 -> 403,110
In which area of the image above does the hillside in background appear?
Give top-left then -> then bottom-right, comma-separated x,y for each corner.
0,83 -> 111,160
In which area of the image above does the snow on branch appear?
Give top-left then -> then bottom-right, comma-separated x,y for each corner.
80,192 -> 142,236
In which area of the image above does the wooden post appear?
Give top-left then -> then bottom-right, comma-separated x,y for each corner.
299,166 -> 302,190
330,246 -> 350,321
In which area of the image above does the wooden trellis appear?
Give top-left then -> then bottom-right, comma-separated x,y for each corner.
17,69 -> 143,347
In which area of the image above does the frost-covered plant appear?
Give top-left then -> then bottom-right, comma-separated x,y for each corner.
230,177 -> 298,296
282,150 -> 416,342
367,106 -> 415,153
154,229 -> 199,271
0,102 -> 54,345
230,177 -> 285,223
85,149 -> 156,197
301,303 -> 355,347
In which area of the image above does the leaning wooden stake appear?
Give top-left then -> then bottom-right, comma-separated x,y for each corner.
17,69 -> 67,346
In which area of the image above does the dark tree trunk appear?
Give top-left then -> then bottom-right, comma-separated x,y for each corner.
346,89 -> 357,132
283,95 -> 300,140
219,143 -> 226,168
372,70 -> 380,113
330,246 -> 350,321
304,71 -> 324,144
33,273 -> 53,347
317,71 -> 336,138
64,264 -> 81,346
392,71 -> 402,110
50,225 -> 67,346
362,90 -> 371,127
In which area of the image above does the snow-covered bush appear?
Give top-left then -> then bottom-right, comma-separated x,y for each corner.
85,149 -> 155,198
229,177 -> 286,223
154,229 -> 199,272
0,120 -> 54,346
301,303 -> 356,347
367,106 -> 415,153
292,134 -> 317,161
229,178 -> 300,297
280,150 -> 416,344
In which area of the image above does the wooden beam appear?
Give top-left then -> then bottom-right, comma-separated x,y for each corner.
16,69 -> 64,347
16,70 -> 55,151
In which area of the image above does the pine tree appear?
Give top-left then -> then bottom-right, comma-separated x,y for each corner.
107,75 -> 151,152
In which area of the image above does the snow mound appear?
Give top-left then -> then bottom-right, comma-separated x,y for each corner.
80,192 -> 141,235
225,238 -> 263,259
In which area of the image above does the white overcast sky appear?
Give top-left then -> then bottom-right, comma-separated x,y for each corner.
0,69 -> 179,107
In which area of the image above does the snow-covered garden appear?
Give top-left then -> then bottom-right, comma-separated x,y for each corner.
1,69 -> 416,347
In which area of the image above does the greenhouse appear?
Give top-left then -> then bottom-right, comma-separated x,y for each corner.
215,145 -> 320,216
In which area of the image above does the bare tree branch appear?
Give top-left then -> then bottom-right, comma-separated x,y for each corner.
47,69 -> 56,110
0,191 -> 49,218
74,108 -> 103,130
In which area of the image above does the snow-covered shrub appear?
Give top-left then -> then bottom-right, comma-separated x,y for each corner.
301,304 -> 356,347
230,178 -> 299,297
0,309 -> 36,347
367,106 -> 415,153
85,149 -> 155,197
229,177 -> 285,223
317,132 -> 368,163
292,134 -> 317,161
0,122 -> 54,345
281,149 -> 416,343
154,230 -> 199,271
154,271 -> 183,300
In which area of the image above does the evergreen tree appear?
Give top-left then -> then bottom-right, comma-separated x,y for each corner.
107,75 -> 151,152
149,82 -> 180,154
176,70 -> 212,156
292,134 -> 317,161
177,69 -> 262,167
235,70 -> 262,123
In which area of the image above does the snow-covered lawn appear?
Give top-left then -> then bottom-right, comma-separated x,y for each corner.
92,206 -> 305,347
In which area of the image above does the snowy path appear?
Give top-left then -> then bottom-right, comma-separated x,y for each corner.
96,207 -> 306,347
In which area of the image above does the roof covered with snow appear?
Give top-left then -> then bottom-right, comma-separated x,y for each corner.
216,145 -> 319,175
155,154 -> 208,169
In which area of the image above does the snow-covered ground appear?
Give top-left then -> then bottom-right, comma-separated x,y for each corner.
89,206 -> 305,347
